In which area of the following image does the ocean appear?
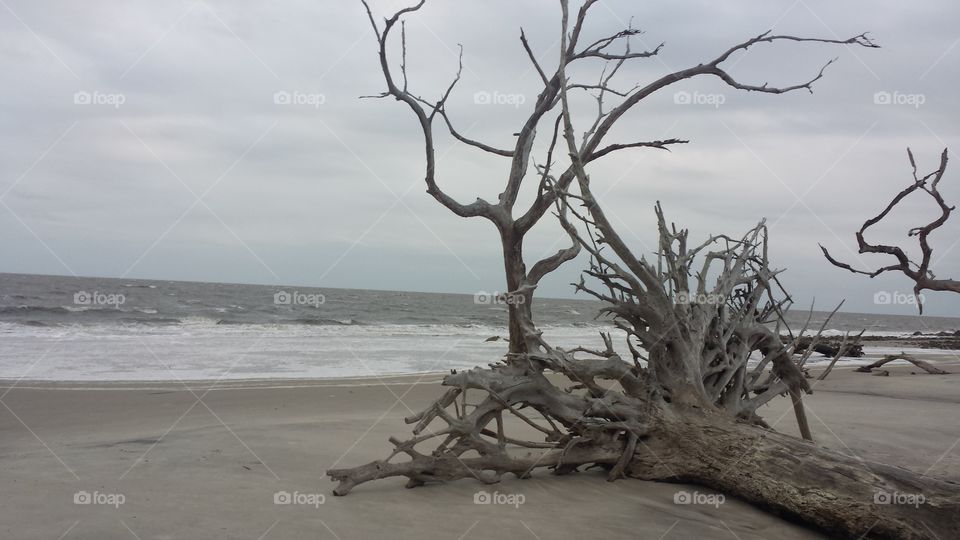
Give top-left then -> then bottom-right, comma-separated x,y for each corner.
2,273 -> 958,381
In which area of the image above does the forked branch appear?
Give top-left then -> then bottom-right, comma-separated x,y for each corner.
821,148 -> 958,312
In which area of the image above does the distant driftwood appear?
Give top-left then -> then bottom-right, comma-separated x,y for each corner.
854,353 -> 950,375
788,335 -> 864,358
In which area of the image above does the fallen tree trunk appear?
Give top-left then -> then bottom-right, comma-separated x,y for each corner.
632,410 -> 960,540
329,364 -> 960,539
854,353 -> 950,375
789,335 -> 864,358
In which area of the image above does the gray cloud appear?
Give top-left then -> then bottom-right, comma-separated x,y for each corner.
1,0 -> 958,316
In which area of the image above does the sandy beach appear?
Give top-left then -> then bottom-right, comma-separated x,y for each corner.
1,356 -> 958,540
6,0 -> 960,535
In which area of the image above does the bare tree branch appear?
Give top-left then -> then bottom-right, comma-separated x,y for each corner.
822,148 -> 958,313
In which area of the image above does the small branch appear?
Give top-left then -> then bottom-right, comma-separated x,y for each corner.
520,28 -> 549,85
587,138 -> 689,162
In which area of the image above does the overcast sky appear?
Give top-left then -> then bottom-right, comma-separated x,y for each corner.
1,0 -> 958,316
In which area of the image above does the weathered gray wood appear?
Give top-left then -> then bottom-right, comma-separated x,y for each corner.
822,148 -> 958,314
630,411 -> 960,540
854,353 -> 950,375
328,3 -> 960,539
791,335 -> 865,358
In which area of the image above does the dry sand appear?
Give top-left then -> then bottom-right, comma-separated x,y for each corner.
1,358 -> 958,539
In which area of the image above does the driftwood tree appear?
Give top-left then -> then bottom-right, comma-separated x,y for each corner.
566,199 -> 822,432
822,148 -> 959,313
330,2 -> 960,538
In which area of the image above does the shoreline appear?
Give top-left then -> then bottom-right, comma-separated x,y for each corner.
0,373 -> 451,391
1,356 -> 957,393
1,345 -> 955,387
